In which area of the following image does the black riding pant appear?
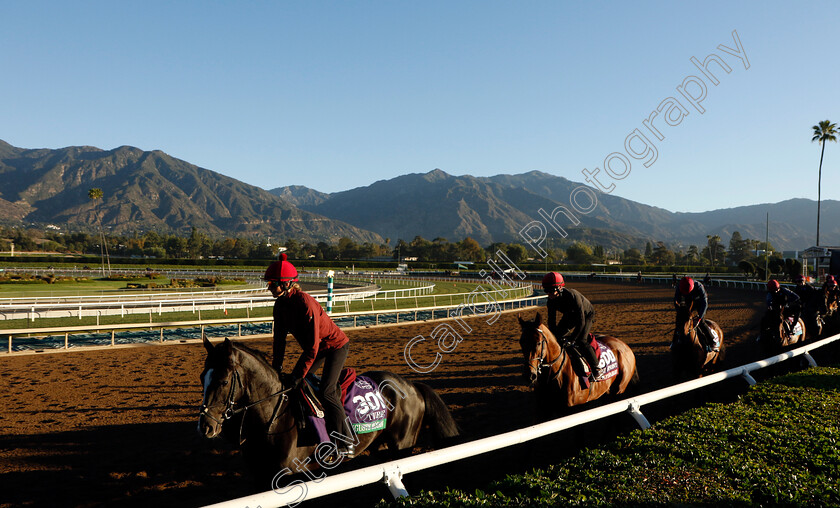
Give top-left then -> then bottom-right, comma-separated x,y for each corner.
309,343 -> 351,441
697,319 -> 713,346
574,311 -> 598,371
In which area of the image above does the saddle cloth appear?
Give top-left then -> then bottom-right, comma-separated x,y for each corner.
784,317 -> 803,337
574,334 -> 619,382
301,371 -> 390,445
593,339 -> 619,381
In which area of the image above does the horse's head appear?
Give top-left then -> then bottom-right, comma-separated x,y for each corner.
674,303 -> 697,340
198,336 -> 243,438
517,313 -> 556,387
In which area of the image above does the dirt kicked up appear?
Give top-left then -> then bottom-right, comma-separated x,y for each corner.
2,280 -> 828,508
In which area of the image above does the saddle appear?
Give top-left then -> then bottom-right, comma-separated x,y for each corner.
293,368 -> 357,428
567,333 -> 602,388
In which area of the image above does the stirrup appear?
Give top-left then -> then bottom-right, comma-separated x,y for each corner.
321,445 -> 350,466
340,443 -> 356,459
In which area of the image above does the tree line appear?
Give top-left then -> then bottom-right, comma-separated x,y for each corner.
0,225 -> 788,269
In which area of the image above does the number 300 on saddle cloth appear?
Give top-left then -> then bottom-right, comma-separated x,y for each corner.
593,338 -> 619,381
305,375 -> 390,445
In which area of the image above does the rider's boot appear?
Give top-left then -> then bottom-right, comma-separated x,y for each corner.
582,344 -> 601,381
698,320 -> 714,352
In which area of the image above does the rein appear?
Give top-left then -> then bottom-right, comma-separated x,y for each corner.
533,327 -> 566,383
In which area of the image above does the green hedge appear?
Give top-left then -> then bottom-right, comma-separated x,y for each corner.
387,367 -> 840,507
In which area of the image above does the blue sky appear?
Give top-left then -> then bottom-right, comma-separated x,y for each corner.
1,1 -> 838,213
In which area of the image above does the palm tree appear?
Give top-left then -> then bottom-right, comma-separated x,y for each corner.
88,188 -> 111,276
812,120 -> 838,245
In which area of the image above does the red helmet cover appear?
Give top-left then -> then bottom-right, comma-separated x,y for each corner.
264,253 -> 299,282
679,277 -> 694,295
541,272 -> 565,290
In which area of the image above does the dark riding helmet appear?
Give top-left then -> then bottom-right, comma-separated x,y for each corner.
767,279 -> 780,292
263,253 -> 299,283
542,272 -> 565,292
795,274 -> 806,284
678,277 -> 694,296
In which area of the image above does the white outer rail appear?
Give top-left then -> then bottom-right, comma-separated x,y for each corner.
201,332 -> 840,508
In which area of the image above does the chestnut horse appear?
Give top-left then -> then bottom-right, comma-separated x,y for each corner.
671,303 -> 725,379
517,313 -> 638,416
759,307 -> 806,352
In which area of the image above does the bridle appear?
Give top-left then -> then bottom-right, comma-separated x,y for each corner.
529,326 -> 566,383
199,364 -> 295,432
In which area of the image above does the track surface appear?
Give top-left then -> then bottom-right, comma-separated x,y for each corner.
1,280 -> 835,507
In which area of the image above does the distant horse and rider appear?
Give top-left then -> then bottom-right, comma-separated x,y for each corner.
517,313 -> 639,417
760,279 -> 807,351
517,272 -> 639,418
671,302 -> 725,379
671,277 -> 724,379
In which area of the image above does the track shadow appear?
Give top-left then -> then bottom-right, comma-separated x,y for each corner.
0,422 -> 256,508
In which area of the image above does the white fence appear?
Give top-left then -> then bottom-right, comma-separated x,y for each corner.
1,288 -> 540,353
201,332 -> 840,508
0,283 -> 437,322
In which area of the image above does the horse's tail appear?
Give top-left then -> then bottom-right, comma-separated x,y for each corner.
414,382 -> 460,441
626,364 -> 642,395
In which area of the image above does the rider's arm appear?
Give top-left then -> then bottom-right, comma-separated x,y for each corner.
291,294 -> 322,381
694,285 -> 708,320
271,301 -> 288,371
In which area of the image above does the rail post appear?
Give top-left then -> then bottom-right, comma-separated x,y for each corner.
626,400 -> 651,430
740,367 -> 757,386
327,270 -> 335,314
383,467 -> 409,498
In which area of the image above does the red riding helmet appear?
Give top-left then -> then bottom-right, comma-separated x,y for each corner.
542,272 -> 565,291
767,279 -> 780,292
827,275 -> 837,288
263,253 -> 299,282
795,274 -> 806,284
678,277 -> 694,295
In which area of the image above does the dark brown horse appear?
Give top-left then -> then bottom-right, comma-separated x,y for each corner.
198,337 -> 458,484
517,313 -> 638,416
671,303 -> 725,379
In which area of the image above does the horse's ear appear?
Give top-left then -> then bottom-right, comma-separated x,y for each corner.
534,313 -> 542,326
517,312 -> 524,326
203,334 -> 214,354
223,337 -> 233,352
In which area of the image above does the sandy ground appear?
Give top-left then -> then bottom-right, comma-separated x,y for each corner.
1,280 -> 836,508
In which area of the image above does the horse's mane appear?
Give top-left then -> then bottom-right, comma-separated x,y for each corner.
229,341 -> 274,370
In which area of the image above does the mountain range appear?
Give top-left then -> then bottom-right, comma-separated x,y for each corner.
272,169 -> 839,251
0,139 -> 836,251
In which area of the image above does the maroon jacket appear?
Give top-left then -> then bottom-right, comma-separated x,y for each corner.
272,289 -> 349,379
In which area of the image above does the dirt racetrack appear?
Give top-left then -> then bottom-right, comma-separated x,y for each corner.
2,280 -> 837,508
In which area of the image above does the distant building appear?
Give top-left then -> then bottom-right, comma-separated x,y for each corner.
801,246 -> 840,279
